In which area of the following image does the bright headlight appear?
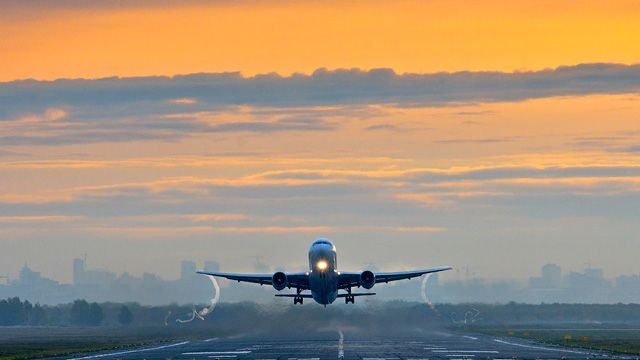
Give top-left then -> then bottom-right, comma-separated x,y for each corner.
317,260 -> 328,270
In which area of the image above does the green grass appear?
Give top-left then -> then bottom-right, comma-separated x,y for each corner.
0,342 -> 148,360
476,326 -> 640,356
0,326 -> 216,360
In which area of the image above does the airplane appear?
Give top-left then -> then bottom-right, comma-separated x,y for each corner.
197,238 -> 452,306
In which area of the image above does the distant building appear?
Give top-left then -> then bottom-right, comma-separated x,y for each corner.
180,260 -> 197,281
17,265 -> 59,288
73,258 -> 85,285
73,258 -> 116,286
615,274 -> 640,303
541,264 -> 562,288
527,264 -> 564,303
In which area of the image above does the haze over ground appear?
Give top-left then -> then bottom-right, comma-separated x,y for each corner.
1,0 -> 639,286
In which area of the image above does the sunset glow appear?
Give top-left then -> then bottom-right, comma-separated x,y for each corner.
1,0 -> 640,283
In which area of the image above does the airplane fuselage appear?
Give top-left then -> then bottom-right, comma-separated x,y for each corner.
307,239 -> 339,305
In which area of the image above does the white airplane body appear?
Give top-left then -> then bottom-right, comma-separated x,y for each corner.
197,238 -> 451,306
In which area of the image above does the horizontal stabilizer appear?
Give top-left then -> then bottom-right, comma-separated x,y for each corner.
337,293 -> 376,297
274,294 -> 313,298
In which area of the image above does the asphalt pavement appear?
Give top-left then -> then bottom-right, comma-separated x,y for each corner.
44,330 -> 637,360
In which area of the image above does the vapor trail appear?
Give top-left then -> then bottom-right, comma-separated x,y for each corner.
176,275 -> 221,323
464,308 -> 481,324
420,273 -> 436,310
198,275 -> 220,318
176,306 -> 197,323
337,329 -> 344,360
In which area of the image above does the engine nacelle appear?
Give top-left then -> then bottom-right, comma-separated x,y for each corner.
360,270 -> 375,289
272,271 -> 288,291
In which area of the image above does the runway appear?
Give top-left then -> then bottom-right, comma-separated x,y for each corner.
48,331 -> 634,360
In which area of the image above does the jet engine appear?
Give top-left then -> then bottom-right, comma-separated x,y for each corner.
360,270 -> 375,289
272,271 -> 288,291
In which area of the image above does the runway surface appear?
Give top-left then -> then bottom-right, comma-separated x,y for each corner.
47,331 -> 635,360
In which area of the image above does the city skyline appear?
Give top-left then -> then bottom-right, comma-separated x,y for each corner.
0,249 -> 629,285
2,256 -> 640,306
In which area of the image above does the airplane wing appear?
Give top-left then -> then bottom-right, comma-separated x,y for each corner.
196,271 -> 310,290
337,266 -> 452,289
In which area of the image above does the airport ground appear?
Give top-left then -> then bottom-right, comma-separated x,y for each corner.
2,302 -> 640,360
2,324 -> 640,360
479,326 -> 640,357
2,327 -> 639,360
0,326 -> 190,360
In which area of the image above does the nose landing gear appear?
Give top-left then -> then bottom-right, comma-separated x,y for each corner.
345,287 -> 355,304
293,288 -> 304,305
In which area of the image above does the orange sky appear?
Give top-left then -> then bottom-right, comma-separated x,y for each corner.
2,0 -> 640,81
3,0 -> 640,283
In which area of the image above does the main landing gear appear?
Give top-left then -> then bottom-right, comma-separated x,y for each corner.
345,288 -> 355,304
293,288 -> 304,305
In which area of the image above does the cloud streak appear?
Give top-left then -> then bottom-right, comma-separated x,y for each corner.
3,64 -> 640,117
3,156 -> 640,220
2,63 -> 640,145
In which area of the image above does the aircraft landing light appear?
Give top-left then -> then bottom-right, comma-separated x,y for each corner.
316,260 -> 328,270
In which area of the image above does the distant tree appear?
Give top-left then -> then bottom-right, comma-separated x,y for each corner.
70,299 -> 90,325
88,302 -> 104,326
29,303 -> 48,325
7,297 -> 26,325
0,299 -> 9,325
118,305 -> 133,326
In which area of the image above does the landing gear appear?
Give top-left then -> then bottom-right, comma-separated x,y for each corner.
345,287 -> 355,304
293,288 -> 304,305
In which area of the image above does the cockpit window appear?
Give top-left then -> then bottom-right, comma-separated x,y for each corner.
314,239 -> 331,245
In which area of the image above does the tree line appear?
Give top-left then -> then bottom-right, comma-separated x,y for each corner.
0,297 -> 132,326
1,297 -> 639,330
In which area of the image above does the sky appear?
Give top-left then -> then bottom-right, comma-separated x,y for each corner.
1,0 -> 640,284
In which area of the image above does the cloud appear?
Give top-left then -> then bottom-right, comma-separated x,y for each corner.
88,225 -> 334,236
3,156 -> 640,221
207,115 -> 334,133
169,97 -> 199,105
0,0 -> 245,11
435,137 -> 519,144
4,64 -> 640,117
0,106 -> 338,146
0,149 -> 29,157
455,110 -> 495,116
0,215 -> 83,223
364,124 -> 403,131
0,0 -> 257,21
186,213 -> 248,222
624,145 -> 640,153
2,63 -> 640,145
